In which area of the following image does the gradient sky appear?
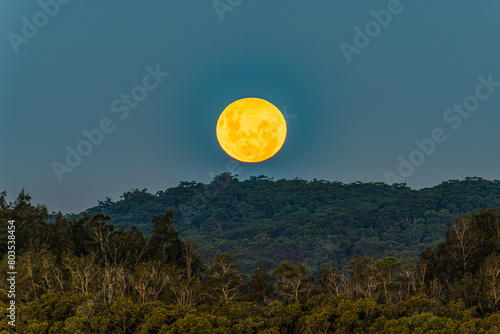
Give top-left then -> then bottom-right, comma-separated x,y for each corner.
1,1 -> 500,213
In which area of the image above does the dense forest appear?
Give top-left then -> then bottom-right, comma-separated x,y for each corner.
0,177 -> 499,332
70,175 -> 500,273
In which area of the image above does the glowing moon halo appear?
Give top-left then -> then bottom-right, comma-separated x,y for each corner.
216,98 -> 287,163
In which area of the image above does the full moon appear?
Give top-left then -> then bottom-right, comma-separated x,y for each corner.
216,97 -> 287,163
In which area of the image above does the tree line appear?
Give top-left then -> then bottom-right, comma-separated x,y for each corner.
70,175 -> 500,274
0,188 -> 499,333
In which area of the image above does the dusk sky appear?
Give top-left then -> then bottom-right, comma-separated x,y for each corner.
2,1 -> 500,213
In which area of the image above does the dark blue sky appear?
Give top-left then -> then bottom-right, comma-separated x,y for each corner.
2,1 -> 500,213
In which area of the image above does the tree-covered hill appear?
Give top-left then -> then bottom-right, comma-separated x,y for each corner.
68,176 -> 500,273
1,187 -> 500,332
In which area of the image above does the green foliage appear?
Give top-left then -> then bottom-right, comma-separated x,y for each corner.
419,208 -> 500,314
92,297 -> 140,334
273,261 -> 314,304
249,264 -> 274,305
1,181 -> 500,333
205,253 -> 246,304
67,176 -> 500,274
161,310 -> 230,334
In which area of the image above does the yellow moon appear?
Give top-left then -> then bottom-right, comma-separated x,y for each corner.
216,97 -> 287,163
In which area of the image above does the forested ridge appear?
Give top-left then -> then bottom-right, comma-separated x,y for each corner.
0,177 -> 499,332
71,175 -> 500,273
